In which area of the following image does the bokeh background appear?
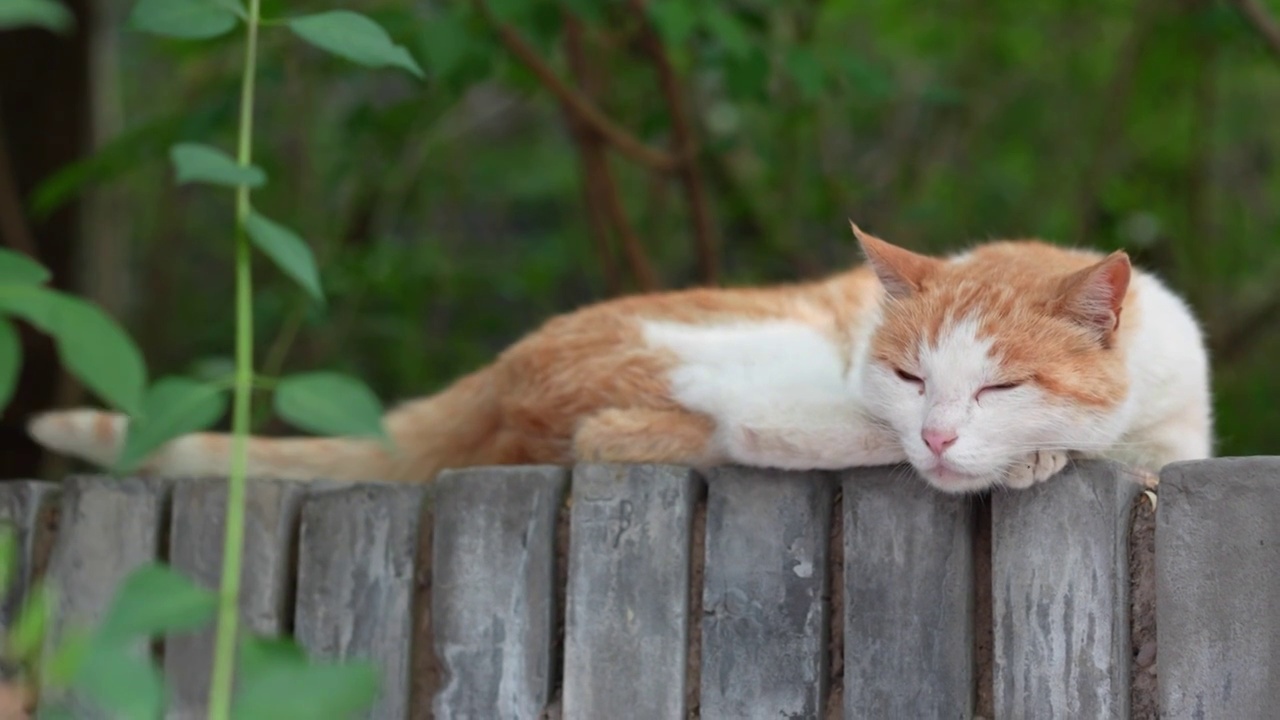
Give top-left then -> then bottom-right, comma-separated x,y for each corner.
3,0 -> 1279,478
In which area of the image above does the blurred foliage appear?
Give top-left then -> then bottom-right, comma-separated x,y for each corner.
34,0 -> 1280,455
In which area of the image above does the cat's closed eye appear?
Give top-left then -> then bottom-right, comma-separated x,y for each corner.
978,382 -> 1022,397
894,368 -> 924,384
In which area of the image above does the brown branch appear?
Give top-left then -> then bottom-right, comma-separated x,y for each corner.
561,16 -> 657,291
628,0 -> 719,285
473,0 -> 679,172
1233,0 -> 1280,60
561,16 -> 622,294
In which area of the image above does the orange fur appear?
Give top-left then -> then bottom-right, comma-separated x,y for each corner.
28,229 -> 1176,484
28,266 -> 881,482
864,236 -> 1135,408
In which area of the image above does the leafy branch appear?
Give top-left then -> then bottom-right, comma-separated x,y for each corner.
0,0 -> 422,717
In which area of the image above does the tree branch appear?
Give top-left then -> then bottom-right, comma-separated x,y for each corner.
1233,0 -> 1280,60
628,0 -> 719,284
561,16 -> 658,291
473,0 -> 679,172
561,16 -> 622,294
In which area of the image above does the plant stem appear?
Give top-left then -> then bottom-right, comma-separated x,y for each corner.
207,0 -> 261,716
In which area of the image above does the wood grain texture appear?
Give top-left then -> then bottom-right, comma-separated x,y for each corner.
430,466 -> 567,720
42,476 -> 170,718
699,467 -> 833,720
0,480 -> 58,629
992,460 -> 1139,720
561,464 -> 698,720
295,483 -> 428,720
841,467 -> 974,719
1157,458 -> 1280,719
164,478 -> 306,719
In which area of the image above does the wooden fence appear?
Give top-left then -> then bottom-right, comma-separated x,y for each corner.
0,457 -> 1276,719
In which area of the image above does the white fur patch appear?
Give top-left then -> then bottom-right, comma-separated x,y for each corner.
642,319 -> 903,469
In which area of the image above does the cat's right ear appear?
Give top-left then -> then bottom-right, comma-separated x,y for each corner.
851,222 -> 941,299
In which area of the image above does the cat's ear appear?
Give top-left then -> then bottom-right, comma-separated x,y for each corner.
1055,251 -> 1131,342
851,221 -> 941,299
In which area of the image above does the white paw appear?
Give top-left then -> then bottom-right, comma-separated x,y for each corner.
1003,449 -> 1069,489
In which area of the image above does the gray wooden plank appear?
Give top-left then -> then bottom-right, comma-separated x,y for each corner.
1156,457 -> 1280,718
841,466 -> 974,719
163,478 -> 306,719
561,464 -> 698,720
294,482 -> 428,720
42,476 -> 170,717
430,466 -> 566,720
700,467 -> 833,720
0,480 -> 59,629
992,460 -> 1139,720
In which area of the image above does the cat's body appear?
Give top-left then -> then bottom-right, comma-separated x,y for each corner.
27,229 -> 1213,493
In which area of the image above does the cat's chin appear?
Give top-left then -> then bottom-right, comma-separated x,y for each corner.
915,462 -> 1000,495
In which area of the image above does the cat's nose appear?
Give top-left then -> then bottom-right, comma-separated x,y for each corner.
922,428 -> 959,456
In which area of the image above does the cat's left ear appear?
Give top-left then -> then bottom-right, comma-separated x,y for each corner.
1055,251 -> 1131,343
851,221 -> 942,299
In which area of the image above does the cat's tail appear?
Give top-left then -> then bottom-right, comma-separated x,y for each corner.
26,368 -> 499,483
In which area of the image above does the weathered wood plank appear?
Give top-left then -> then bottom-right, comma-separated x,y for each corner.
0,480 -> 58,629
700,467 -> 833,719
841,467 -> 974,718
430,466 -> 566,720
42,476 -> 170,717
992,460 -> 1139,719
294,482 -> 427,720
1157,458 -> 1280,718
561,464 -> 698,720
164,478 -> 306,719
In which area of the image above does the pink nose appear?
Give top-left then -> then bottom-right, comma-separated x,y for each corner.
922,428 -> 958,456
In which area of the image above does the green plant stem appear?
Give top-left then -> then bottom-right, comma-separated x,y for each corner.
207,0 -> 262,716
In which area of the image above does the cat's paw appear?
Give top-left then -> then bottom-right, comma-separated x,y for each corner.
1003,449 -> 1069,489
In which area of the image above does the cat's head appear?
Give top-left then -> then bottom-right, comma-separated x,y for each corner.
853,225 -> 1132,493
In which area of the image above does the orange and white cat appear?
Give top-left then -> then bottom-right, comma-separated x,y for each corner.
27,226 -> 1212,493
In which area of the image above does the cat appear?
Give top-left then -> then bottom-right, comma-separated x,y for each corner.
26,225 -> 1213,494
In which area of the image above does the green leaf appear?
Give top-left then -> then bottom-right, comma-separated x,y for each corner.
0,0 -> 74,33
287,11 -> 424,79
0,286 -> 146,415
8,582 -> 53,665
116,377 -> 227,473
723,49 -> 770,101
245,210 -> 324,303
783,47 -> 826,102
274,372 -> 389,441
702,7 -> 752,58
0,318 -> 20,411
0,525 -> 15,599
45,629 -> 93,685
0,248 -> 51,285
646,0 -> 697,46
169,142 -> 266,188
232,636 -> 379,720
128,0 -> 238,39
98,563 -> 217,644
71,642 -> 164,720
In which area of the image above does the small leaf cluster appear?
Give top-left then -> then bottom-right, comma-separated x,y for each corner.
0,532 -> 377,719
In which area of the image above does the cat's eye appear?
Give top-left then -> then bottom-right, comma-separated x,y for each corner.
980,382 -> 1022,394
894,369 -> 924,384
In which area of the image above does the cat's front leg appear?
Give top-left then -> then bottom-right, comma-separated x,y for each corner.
720,421 -> 906,471
1002,449 -> 1070,489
